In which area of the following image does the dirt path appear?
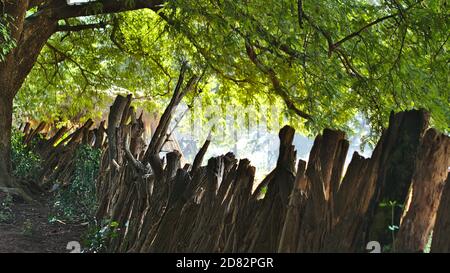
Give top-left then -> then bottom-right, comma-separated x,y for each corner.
0,192 -> 87,253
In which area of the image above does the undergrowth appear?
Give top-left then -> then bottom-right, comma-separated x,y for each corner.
51,145 -> 101,223
0,194 -> 14,223
82,219 -> 120,253
11,130 -> 42,180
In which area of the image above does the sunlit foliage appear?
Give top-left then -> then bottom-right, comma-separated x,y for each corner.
16,0 -> 449,142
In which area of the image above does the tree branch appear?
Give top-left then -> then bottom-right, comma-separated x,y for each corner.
28,0 -> 46,10
56,22 -> 107,32
245,40 -> 311,120
124,133 -> 147,173
297,0 -> 303,29
28,0 -> 165,21
45,42 -> 92,85
335,48 -> 363,79
325,1 -> 422,54
331,13 -> 399,52
143,62 -> 198,162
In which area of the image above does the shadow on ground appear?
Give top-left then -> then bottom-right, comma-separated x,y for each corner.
0,192 -> 86,253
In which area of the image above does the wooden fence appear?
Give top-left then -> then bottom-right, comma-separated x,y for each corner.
24,92 -> 449,253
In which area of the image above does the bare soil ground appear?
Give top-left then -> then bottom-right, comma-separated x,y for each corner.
0,192 -> 86,253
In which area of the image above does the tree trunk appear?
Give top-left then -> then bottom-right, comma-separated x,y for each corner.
0,3 -> 56,192
0,93 -> 13,188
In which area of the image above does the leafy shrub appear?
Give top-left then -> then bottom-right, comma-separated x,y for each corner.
82,220 -> 120,253
0,194 -> 14,223
11,130 -> 42,180
21,219 -> 34,236
52,145 -> 101,222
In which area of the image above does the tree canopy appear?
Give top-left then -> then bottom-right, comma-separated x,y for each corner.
14,0 -> 450,141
